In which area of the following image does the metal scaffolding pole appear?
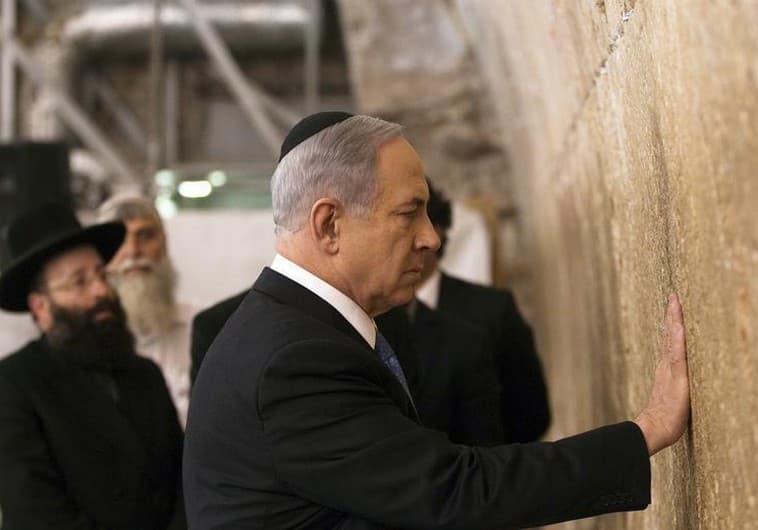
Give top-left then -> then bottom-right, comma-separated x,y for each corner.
164,61 -> 179,165
303,0 -> 321,114
89,74 -> 147,155
148,0 -> 165,176
176,0 -> 297,156
1,0 -> 16,141
7,37 -> 137,183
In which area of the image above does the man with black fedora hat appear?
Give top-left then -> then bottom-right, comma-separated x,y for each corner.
0,202 -> 185,529
184,111 -> 691,529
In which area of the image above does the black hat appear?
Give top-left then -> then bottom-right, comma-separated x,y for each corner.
279,111 -> 354,161
0,202 -> 126,312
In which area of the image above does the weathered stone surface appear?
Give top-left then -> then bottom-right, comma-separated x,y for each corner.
460,1 -> 758,529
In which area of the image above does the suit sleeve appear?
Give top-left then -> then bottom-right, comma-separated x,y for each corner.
0,371 -> 105,530
258,339 -> 650,530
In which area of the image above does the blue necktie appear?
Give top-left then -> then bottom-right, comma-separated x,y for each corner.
374,331 -> 414,403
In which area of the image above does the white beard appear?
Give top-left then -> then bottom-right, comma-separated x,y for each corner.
110,256 -> 178,340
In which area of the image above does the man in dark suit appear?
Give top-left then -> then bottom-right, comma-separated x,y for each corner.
193,289 -> 505,448
190,290 -> 245,384
376,300 -> 505,446
417,181 -> 551,443
184,111 -> 690,529
191,184 -> 542,447
0,203 -> 185,530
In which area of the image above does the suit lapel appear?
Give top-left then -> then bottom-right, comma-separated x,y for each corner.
254,267 -> 421,422
37,343 -> 149,469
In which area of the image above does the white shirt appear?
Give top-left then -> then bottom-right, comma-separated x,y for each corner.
135,301 -> 197,429
271,254 -> 376,348
415,268 -> 442,310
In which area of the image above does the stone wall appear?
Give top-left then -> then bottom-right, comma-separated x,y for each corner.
462,2 -> 758,529
341,1 -> 757,528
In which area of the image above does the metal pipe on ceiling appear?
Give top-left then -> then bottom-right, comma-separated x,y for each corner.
1,0 -> 16,141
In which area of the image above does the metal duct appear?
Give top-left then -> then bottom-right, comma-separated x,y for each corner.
63,2 -> 311,58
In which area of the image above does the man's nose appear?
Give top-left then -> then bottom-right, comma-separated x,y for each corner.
123,236 -> 141,257
418,216 -> 441,252
113,234 -> 140,264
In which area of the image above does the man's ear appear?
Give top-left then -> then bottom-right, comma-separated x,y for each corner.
27,291 -> 52,331
309,197 -> 342,254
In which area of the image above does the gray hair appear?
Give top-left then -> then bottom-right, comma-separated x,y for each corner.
97,193 -> 163,228
271,115 -> 404,234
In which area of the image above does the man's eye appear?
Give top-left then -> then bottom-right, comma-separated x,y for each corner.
137,229 -> 158,240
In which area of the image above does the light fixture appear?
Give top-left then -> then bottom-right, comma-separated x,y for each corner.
178,180 -> 213,198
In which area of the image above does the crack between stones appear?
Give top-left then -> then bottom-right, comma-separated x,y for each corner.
549,5 -> 637,184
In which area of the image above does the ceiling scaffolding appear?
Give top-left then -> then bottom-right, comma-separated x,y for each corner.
0,0 -> 323,190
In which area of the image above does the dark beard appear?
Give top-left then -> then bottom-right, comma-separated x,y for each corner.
46,297 -> 136,372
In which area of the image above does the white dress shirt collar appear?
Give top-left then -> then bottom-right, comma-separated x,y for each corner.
415,268 -> 442,310
270,254 -> 377,348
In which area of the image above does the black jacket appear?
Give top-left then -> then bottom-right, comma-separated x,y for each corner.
375,302 -> 504,446
190,290 -> 246,385
184,267 -> 651,529
0,338 -> 185,530
194,294 -> 505,447
437,273 -> 551,443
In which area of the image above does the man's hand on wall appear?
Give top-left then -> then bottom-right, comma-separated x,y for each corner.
634,293 -> 691,456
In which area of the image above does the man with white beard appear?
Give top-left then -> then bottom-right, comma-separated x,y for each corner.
98,194 -> 195,428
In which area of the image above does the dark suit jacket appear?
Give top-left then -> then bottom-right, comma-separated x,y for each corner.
437,273 -> 551,443
375,302 -> 505,446
190,291 -> 246,384
184,267 -> 651,529
0,339 -> 185,530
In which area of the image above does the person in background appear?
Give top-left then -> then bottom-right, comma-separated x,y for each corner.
98,194 -> 195,427
192,180 -> 546,447
189,290 -> 245,385
0,203 -> 185,530
183,111 -> 691,529
415,179 -> 551,443
376,298 -> 505,446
